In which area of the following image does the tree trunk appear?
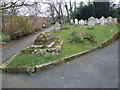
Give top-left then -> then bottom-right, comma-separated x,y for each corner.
65,1 -> 70,22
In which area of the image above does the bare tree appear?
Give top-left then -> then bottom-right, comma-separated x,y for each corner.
49,1 -> 55,23
1,0 -> 34,10
64,1 -> 70,22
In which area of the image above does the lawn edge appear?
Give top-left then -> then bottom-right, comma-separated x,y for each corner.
1,30 -> 120,74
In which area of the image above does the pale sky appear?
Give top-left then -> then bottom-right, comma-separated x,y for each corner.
3,0 -> 120,17
4,0 -> 120,3
21,0 -> 119,16
26,0 -> 119,3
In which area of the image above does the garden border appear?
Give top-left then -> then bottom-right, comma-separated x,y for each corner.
1,30 -> 120,74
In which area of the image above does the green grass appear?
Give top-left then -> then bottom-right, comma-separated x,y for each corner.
7,24 -> 119,68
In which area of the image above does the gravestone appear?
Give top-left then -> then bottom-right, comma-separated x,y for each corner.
88,16 -> 95,28
79,19 -> 85,26
70,19 -> 74,24
95,18 -> 100,24
107,16 -> 113,25
75,18 -> 79,24
54,22 -> 61,31
84,20 -> 87,25
104,19 -> 108,24
100,16 -> 105,25
113,18 -> 118,24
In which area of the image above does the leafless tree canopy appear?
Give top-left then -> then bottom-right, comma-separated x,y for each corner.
1,0 -> 76,24
1,0 -> 34,10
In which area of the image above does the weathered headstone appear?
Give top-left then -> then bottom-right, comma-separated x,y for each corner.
95,18 -> 100,24
88,16 -> 95,28
79,19 -> 85,26
84,20 -> 87,25
75,18 -> 79,24
107,16 -> 113,25
70,19 -> 74,24
104,19 -> 108,24
100,16 -> 105,25
113,18 -> 118,24
54,22 -> 61,31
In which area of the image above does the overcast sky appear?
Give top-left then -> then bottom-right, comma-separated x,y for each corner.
5,0 -> 119,4
24,0 -> 119,16
4,0 -> 119,17
25,0 -> 119,3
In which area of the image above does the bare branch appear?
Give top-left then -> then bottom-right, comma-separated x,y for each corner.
1,1 -> 34,10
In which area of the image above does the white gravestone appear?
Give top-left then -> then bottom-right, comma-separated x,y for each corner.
75,18 -> 79,24
70,19 -> 74,24
79,19 -> 85,26
100,16 -> 105,25
88,16 -> 95,28
54,22 -> 61,31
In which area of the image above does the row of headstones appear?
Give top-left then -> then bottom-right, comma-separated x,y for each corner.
54,16 -> 118,30
71,16 -> 118,28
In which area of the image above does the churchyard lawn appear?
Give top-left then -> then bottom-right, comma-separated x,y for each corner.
6,24 -> 119,68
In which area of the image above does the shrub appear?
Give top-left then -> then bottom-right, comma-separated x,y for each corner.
4,16 -> 33,40
2,32 -> 11,42
32,17 -> 51,31
84,32 -> 96,43
68,31 -> 96,44
68,31 -> 84,44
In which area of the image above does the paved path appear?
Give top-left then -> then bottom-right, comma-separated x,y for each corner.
1,27 -> 54,63
2,39 -> 118,88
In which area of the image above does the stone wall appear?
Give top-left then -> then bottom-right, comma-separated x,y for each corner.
2,67 -> 35,74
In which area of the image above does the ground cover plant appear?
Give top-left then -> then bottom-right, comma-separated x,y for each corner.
6,24 -> 119,68
0,32 -> 11,42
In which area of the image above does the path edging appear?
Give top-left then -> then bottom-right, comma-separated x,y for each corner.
1,30 -> 120,74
